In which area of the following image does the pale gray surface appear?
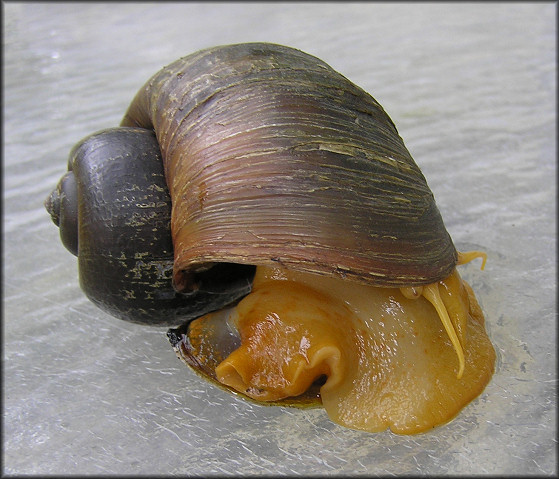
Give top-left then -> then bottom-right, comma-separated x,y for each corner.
3,2 -> 556,476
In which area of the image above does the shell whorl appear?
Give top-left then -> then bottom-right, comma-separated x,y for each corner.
121,42 -> 456,291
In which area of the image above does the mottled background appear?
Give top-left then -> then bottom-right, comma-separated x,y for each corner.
3,2 -> 556,475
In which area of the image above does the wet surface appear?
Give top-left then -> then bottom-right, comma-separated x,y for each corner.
3,3 -> 556,475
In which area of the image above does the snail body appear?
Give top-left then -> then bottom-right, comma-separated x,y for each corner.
46,43 -> 495,434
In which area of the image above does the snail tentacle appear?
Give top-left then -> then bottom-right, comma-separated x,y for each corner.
457,250 -> 487,270
422,281 -> 466,379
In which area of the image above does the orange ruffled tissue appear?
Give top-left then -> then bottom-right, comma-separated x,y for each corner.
179,252 -> 495,435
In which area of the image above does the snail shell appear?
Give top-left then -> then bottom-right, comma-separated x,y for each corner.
120,42 -> 457,293
47,42 -> 457,319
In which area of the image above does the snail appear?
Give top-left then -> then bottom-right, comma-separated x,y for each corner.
45,43 -> 495,434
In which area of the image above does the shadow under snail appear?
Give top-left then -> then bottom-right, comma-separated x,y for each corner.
45,42 -> 495,434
